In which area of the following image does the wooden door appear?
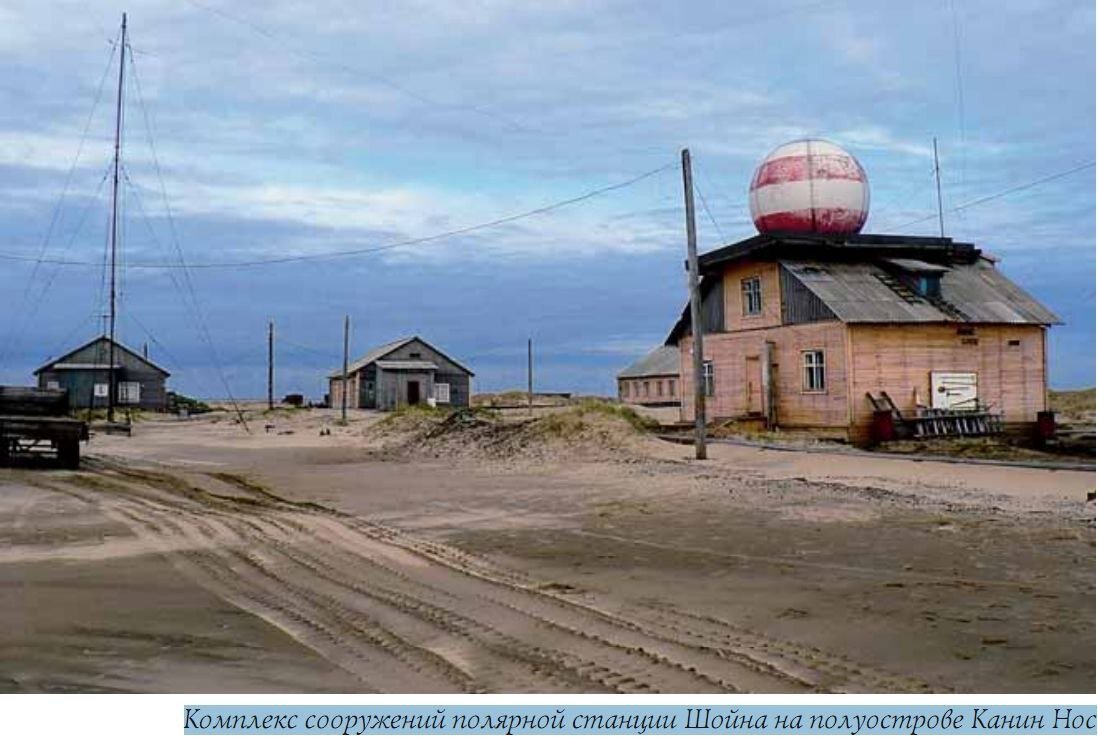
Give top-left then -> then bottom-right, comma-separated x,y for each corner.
745,356 -> 762,415
407,380 -> 421,405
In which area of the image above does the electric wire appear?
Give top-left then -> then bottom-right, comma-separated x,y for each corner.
0,36 -> 118,366
0,162 -> 676,269
880,161 -> 1096,232
126,43 -> 251,430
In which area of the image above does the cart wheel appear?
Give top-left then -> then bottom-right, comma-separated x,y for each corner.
58,439 -> 80,469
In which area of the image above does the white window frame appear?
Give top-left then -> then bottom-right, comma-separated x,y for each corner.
46,380 -> 61,390
802,350 -> 826,392
702,360 -> 715,397
741,276 -> 763,316
118,381 -> 141,404
93,383 -> 109,398
435,382 -> 451,404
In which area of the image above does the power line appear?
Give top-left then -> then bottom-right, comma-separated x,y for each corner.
692,180 -> 726,245
0,162 -> 675,269
880,160 -> 1096,232
0,35 -> 119,367
125,43 -> 250,431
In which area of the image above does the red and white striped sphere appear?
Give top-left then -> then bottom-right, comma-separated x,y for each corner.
748,139 -> 869,235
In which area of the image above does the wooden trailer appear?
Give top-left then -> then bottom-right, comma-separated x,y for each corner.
0,386 -> 89,469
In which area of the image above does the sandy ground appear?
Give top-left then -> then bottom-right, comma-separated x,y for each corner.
1,407 -> 1093,693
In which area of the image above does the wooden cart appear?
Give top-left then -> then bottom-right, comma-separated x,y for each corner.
0,386 -> 89,469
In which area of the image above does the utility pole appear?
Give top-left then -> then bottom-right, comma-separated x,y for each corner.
106,12 -> 127,423
681,148 -> 706,460
933,136 -> 945,238
267,320 -> 274,411
527,337 -> 533,416
340,315 -> 350,424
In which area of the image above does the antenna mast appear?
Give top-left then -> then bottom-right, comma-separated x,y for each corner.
933,136 -> 945,238
107,12 -> 127,423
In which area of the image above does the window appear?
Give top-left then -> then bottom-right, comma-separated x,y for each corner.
668,379 -> 676,396
913,274 -> 941,298
46,381 -> 61,390
435,383 -> 451,404
118,382 -> 141,404
741,276 -> 763,316
620,382 -> 628,398
643,381 -> 650,397
702,361 -> 715,396
93,383 -> 109,398
633,381 -> 640,397
657,380 -> 664,397
802,350 -> 826,392
409,352 -> 422,359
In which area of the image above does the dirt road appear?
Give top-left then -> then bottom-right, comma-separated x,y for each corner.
1,410 -> 1093,692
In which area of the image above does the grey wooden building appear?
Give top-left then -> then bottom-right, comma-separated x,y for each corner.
328,336 -> 473,411
617,345 -> 681,407
34,336 -> 170,411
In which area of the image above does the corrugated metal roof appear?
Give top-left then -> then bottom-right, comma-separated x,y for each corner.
328,337 -> 415,379
375,360 -> 439,371
882,257 -> 948,273
617,345 -> 680,379
780,259 -> 1061,325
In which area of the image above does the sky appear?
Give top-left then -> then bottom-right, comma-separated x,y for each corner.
0,0 -> 1093,400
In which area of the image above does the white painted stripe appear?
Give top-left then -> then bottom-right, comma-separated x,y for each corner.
749,178 -> 869,218
764,139 -> 851,161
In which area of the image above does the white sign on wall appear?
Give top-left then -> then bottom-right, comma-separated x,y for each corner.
931,371 -> 978,410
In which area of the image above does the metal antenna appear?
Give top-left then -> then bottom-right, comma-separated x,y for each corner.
107,12 -> 127,423
933,136 -> 945,237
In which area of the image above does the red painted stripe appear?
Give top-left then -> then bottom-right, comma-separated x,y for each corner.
751,154 -> 866,189
754,207 -> 867,234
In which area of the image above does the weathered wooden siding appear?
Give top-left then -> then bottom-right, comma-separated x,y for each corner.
846,324 -> 1048,438
385,338 -> 472,408
37,338 -> 168,410
721,260 -> 782,332
331,337 -> 472,410
328,374 -> 360,411
780,264 -> 838,324
619,374 -> 680,406
679,321 -> 850,430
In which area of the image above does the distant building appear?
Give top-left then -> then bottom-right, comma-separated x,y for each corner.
328,336 -> 474,411
617,345 -> 681,407
665,233 -> 1060,443
34,335 -> 170,411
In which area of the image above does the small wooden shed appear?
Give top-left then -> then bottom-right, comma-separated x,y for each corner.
34,335 -> 170,411
328,336 -> 474,411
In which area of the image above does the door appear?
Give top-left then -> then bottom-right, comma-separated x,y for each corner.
406,380 -> 421,406
745,356 -> 762,415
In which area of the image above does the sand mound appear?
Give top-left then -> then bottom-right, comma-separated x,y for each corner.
369,400 -> 657,464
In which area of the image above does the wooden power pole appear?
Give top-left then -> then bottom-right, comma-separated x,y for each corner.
681,148 -> 707,460
527,338 -> 533,416
267,320 -> 274,411
340,315 -> 350,424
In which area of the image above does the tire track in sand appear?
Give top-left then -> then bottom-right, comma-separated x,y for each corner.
50,459 -> 932,692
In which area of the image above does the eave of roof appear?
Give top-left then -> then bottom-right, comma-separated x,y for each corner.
328,336 -> 475,379
617,345 -> 680,379
34,335 -> 171,377
693,232 -> 979,275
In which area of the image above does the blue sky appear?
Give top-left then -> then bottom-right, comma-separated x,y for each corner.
0,0 -> 1093,400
